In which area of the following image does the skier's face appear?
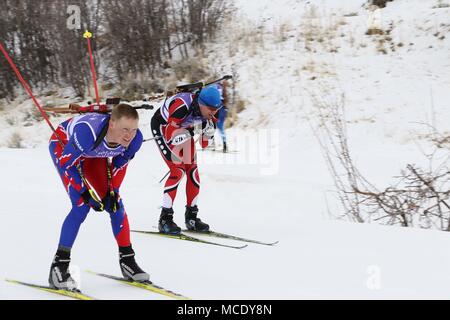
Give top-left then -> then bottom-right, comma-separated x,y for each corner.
107,117 -> 139,148
199,103 -> 219,120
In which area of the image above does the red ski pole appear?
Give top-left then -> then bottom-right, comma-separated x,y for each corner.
0,42 -> 63,145
83,31 -> 116,211
83,31 -> 101,106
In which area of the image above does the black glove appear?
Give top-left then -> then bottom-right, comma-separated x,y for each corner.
102,191 -> 121,213
81,189 -> 104,212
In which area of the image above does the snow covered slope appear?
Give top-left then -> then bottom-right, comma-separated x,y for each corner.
210,0 -> 450,183
3,144 -> 450,299
1,0 -> 450,299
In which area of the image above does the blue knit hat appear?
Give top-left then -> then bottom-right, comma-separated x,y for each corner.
198,86 -> 222,109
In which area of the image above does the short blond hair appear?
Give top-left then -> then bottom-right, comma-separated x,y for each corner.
111,103 -> 139,120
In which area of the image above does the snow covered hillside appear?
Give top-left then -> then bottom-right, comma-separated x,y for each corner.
1,0 -> 450,299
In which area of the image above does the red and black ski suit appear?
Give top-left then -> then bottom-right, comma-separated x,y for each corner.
150,92 -> 215,209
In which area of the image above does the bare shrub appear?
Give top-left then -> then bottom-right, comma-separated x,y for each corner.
371,0 -> 394,8
309,84 -> 450,230
113,73 -> 166,101
8,131 -> 23,148
366,28 -> 385,36
433,0 -> 450,8
171,57 -> 212,84
226,98 -> 245,128
308,86 -> 365,223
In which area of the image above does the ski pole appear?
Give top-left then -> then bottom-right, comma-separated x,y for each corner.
159,170 -> 170,184
83,31 -> 101,106
82,31 -> 109,209
143,135 -> 162,143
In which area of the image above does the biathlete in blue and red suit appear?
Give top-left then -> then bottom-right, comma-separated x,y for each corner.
48,104 -> 149,290
151,86 -> 223,234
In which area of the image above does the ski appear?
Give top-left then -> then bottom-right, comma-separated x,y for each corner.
86,271 -> 190,300
182,230 -> 279,246
131,229 -> 248,249
5,279 -> 96,300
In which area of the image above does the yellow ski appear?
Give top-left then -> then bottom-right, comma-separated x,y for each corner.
5,279 -> 96,300
86,271 -> 190,300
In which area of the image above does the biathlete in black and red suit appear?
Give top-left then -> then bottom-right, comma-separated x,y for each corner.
151,86 -> 223,234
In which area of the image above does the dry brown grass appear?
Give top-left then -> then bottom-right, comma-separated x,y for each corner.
8,131 -> 23,148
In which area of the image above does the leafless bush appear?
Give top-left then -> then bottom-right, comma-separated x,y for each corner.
353,163 -> 450,229
171,57 -> 212,84
309,84 -> 450,231
370,0 -> 394,8
433,0 -> 450,8
366,28 -> 385,36
1,0 -> 230,99
308,86 -> 365,223
114,75 -> 148,102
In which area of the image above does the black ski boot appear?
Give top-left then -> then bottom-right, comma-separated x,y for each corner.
223,142 -> 228,153
119,245 -> 150,282
158,207 -> 181,234
185,205 -> 210,232
48,249 -> 78,291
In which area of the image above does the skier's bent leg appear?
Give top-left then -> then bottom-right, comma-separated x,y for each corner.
109,205 -> 131,247
158,164 -> 185,234
162,165 -> 185,208
58,204 -> 90,250
185,164 -> 200,207
184,164 -> 209,232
